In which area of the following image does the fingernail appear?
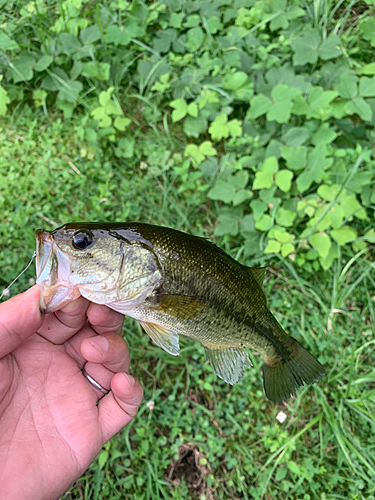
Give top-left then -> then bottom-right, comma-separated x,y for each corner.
88,336 -> 109,355
122,373 -> 136,387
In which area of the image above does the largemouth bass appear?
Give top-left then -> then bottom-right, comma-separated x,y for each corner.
35,222 -> 325,402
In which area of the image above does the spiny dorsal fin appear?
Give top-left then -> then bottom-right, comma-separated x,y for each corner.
247,267 -> 267,288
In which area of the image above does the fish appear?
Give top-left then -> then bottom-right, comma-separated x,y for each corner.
35,222 -> 325,402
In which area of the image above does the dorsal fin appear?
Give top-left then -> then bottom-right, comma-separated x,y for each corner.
247,267 -> 267,288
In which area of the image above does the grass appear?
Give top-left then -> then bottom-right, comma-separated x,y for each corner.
2,115 -> 374,496
1,0 -> 375,498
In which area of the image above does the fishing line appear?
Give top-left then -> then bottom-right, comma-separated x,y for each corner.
0,252 -> 37,300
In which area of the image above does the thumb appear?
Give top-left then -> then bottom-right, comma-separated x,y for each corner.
97,372 -> 144,443
0,286 -> 44,358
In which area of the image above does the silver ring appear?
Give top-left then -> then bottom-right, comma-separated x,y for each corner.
82,369 -> 110,395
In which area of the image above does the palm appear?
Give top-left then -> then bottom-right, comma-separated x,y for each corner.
7,335 -> 102,478
0,288 -> 143,500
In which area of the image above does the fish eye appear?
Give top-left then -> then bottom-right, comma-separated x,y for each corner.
72,230 -> 93,250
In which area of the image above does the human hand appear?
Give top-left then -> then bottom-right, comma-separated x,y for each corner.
0,286 -> 143,500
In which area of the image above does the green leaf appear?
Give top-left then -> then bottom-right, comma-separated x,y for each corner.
222,71 -> 248,91
288,461 -> 300,475
183,115 -> 208,137
264,239 -> 281,254
34,55 -> 53,72
187,102 -> 198,117
328,205 -> 344,229
98,450 -> 109,469
359,76 -> 375,97
214,213 -> 239,236
345,97 -> 372,121
207,16 -> 223,34
311,124 -> 337,146
170,98 -> 188,121
57,80 -> 83,103
255,214 -> 273,232
275,207 -> 296,227
318,34 -> 341,60
267,85 -> 300,123
91,107 -> 111,128
32,89 -> 47,107
99,87 -> 114,107
291,30 -> 320,65
208,181 -> 236,203
275,169 -> 293,192
0,77 -> 10,116
281,242 -> 295,257
114,116 -> 131,131
250,200 -> 268,221
309,232 -> 331,259
282,127 -> 311,147
170,12 -> 184,28
185,27 -> 204,52
58,33 -> 81,55
240,214 -> 256,234
0,33 -> 19,50
185,144 -> 204,164
340,194 -> 367,220
363,229 -> 375,243
9,53 -> 35,83
222,71 -> 253,101
253,157 -> 278,190
81,24 -> 101,44
319,244 -> 338,271
280,146 -> 306,171
82,62 -> 110,81
227,119 -> 242,138
115,138 -> 134,159
335,73 -> 357,99
209,114 -> 229,141
308,87 -> 338,116
330,226 -> 357,245
363,63 -> 375,75
199,141 -> 217,157
232,190 -> 252,206
56,100 -> 74,118
248,95 -> 272,119
105,25 -> 130,46
297,144 -> 331,192
184,15 -> 200,28
105,100 -> 122,116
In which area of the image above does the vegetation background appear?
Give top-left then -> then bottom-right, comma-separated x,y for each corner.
0,0 -> 374,498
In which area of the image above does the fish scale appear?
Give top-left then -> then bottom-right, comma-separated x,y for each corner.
36,222 -> 325,402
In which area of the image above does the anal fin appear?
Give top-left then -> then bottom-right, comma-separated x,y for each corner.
204,345 -> 252,385
140,321 -> 180,356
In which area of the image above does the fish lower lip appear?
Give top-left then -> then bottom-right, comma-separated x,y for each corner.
38,285 -> 81,313
36,240 -> 55,286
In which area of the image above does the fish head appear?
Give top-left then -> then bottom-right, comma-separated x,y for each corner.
35,224 -> 124,313
35,223 -> 163,314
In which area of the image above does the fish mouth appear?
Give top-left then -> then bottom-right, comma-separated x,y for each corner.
35,229 -> 80,313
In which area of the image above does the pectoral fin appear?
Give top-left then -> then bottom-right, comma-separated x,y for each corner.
140,321 -> 180,356
204,345 -> 252,385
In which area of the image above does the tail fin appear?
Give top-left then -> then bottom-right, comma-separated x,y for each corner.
262,341 -> 325,403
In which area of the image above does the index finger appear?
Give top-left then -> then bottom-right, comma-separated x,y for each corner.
86,303 -> 124,335
37,295 -> 90,344
0,286 -> 44,358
